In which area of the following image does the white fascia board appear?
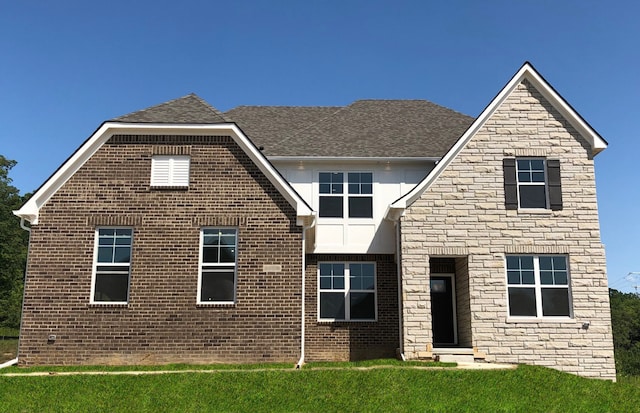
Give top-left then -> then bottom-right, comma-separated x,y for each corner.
523,65 -> 608,154
387,62 -> 608,217
14,122 -> 314,224
268,156 -> 441,162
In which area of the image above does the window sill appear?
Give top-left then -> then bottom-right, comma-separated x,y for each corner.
317,319 -> 377,324
150,186 -> 189,191
196,302 -> 236,308
516,208 -> 553,215
506,317 -> 574,324
89,302 -> 129,308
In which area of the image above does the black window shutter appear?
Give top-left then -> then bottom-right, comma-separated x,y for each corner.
503,158 -> 518,210
547,159 -> 562,210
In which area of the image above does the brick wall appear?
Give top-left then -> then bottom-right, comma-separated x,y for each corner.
19,135 -> 303,365
304,254 -> 399,361
401,80 -> 616,379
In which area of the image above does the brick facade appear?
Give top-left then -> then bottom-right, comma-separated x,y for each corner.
19,135 -> 303,365
304,254 -> 399,361
400,80 -> 616,379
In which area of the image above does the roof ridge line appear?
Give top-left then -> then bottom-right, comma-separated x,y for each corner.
189,94 -> 232,122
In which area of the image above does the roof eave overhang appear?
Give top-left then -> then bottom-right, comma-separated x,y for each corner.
385,62 -> 608,221
13,122 -> 314,225
268,156 -> 441,162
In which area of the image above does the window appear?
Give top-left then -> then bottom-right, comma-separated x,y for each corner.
318,262 -> 376,321
348,172 -> 373,218
151,155 -> 190,187
506,255 -> 571,318
318,172 -> 373,218
198,228 -> 237,303
92,228 -> 133,303
319,172 -> 344,218
516,159 -> 547,208
503,158 -> 562,210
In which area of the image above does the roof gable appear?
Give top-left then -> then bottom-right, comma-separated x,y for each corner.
388,62 -> 608,214
14,123 -> 313,225
114,94 -> 229,124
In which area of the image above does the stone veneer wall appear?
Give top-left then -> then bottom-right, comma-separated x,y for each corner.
400,80 -> 616,380
19,135 -> 303,365
454,257 -> 472,348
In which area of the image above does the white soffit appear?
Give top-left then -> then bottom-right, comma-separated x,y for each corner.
389,62 -> 608,212
14,123 -> 313,224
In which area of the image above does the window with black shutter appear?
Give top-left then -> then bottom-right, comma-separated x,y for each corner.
503,158 -> 562,210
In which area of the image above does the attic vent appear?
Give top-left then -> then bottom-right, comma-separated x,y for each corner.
151,155 -> 190,187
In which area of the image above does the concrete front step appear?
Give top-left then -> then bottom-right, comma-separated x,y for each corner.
431,347 -> 484,363
437,353 -> 475,363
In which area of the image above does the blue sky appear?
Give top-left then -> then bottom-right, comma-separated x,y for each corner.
1,1 -> 638,292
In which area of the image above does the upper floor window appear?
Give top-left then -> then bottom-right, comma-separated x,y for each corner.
319,172 -> 373,218
198,228 -> 237,304
92,228 -> 133,303
151,155 -> 190,187
503,158 -> 562,210
506,255 -> 571,318
318,262 -> 376,321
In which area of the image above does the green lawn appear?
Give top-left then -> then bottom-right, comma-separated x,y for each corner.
0,339 -> 17,363
1,363 -> 638,412
0,327 -> 18,363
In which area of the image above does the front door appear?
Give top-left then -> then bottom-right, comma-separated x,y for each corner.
430,275 -> 457,346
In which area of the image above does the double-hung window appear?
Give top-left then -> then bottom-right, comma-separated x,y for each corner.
151,155 -> 190,187
506,255 -> 571,318
516,159 -> 547,208
318,172 -> 373,218
347,172 -> 373,218
198,228 -> 237,304
318,262 -> 376,321
503,158 -> 562,210
319,172 -> 344,218
92,228 -> 133,303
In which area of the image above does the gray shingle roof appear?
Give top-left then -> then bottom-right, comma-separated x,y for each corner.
225,100 -> 474,158
113,93 -> 229,124
112,94 -> 474,158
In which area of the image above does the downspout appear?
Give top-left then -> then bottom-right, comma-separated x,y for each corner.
1,218 -> 33,369
296,218 -> 315,369
395,221 -> 406,361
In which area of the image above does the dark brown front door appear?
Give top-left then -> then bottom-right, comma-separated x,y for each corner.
430,275 -> 456,346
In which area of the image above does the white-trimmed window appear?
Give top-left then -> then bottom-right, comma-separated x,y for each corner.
318,262 -> 376,321
516,159 -> 547,209
151,155 -> 190,187
506,255 -> 571,318
198,228 -> 237,304
92,228 -> 133,303
318,172 -> 373,218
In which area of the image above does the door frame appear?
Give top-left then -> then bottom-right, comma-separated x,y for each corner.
430,273 -> 458,346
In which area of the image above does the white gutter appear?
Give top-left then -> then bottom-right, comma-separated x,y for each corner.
19,218 -> 31,233
296,218 -> 316,368
5,218 -> 32,369
0,358 -> 18,369
395,221 -> 405,361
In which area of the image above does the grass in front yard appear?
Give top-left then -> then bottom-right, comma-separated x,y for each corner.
1,364 -> 638,412
0,339 -> 18,364
0,327 -> 19,364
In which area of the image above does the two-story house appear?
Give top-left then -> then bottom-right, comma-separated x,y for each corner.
13,62 -> 616,379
